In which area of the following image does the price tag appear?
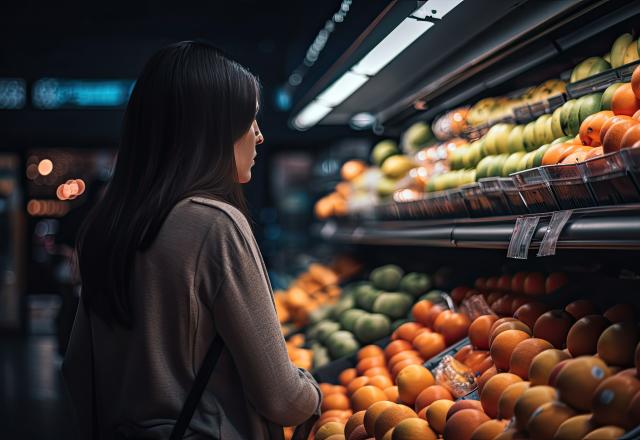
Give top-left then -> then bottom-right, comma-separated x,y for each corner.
537,210 -> 572,257
507,216 -> 541,259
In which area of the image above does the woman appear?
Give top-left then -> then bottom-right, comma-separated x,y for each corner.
62,41 -> 321,439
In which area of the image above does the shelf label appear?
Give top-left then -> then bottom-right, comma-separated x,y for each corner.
507,216 -> 540,259
537,210 -> 572,257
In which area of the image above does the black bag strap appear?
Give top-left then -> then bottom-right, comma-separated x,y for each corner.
170,333 -> 224,440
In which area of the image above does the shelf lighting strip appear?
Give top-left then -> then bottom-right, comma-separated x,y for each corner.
292,0 -> 464,130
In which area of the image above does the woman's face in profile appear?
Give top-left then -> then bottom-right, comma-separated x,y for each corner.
234,117 -> 264,184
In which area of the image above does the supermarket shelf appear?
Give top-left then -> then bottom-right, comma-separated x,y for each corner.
313,204 -> 640,251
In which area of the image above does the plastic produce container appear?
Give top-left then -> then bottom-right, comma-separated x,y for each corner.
478,178 -> 511,215
499,177 -> 529,214
622,147 -> 640,194
460,183 -> 493,217
542,163 -> 596,209
583,151 -> 640,205
446,189 -> 469,218
511,167 -> 559,213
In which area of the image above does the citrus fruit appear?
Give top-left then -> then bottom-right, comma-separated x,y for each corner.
611,83 -> 640,116
597,321 -> 640,367
444,409 -> 490,440
514,302 -> 550,329
564,299 -> 599,320
553,414 -> 596,440
481,372 -> 523,418
412,331 -> 446,360
477,366 -> 498,393
410,300 -> 433,326
391,418 -> 436,440
529,348 -> 572,386
345,411 -> 366,439
384,340 -> 413,361
527,401 -> 576,440
497,381 -> 530,420
374,404 -> 417,440
364,401 -> 396,436
383,385 -> 399,402
555,356 -> 611,411
509,338 -> 554,379
396,364 -> 435,406
316,422 -> 346,440
533,309 -> 575,349
351,385 -> 389,412
340,368 -> 358,386
566,315 -> 608,357
359,345 -> 385,361
414,385 -> 453,412
470,419 -> 509,440
490,329 -> 531,371
425,399 -> 455,434
592,374 -> 640,428
583,426 -> 626,439
603,303 -> 636,323
513,385 -> 558,431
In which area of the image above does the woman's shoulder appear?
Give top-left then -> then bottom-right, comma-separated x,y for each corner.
171,196 -> 251,238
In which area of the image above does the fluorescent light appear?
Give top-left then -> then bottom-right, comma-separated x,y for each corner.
317,71 -> 369,107
413,0 -> 464,20
352,18 -> 433,76
293,101 -> 333,129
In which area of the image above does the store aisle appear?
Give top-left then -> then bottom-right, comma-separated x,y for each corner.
0,335 -> 77,439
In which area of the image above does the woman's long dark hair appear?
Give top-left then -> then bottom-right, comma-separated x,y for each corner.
78,41 -> 260,328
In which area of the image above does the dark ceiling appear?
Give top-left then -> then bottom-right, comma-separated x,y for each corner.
0,0 -> 392,149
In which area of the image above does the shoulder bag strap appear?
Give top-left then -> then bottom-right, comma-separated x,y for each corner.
87,306 -> 100,439
170,333 -> 224,440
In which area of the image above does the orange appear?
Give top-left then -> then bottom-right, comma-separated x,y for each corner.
523,272 -> 546,295
566,315 -> 608,357
472,355 -> 495,376
423,304 -> 446,329
396,364 -> 435,406
553,414 -> 596,440
391,418 -> 436,440
612,83 -> 640,116
556,356 -> 611,411
364,400 -> 396,436
359,345 -> 385,361
347,376 -> 371,395
592,374 -> 640,428
454,344 -> 474,363
513,302 -> 550,329
526,401 -> 576,440
542,143 -> 579,165
469,315 -> 498,350
322,393 -> 351,411
345,411 -> 366,439
464,350 -> 490,371
583,426 -> 626,439
497,381 -> 530,420
341,159 -> 366,181
410,300 -> 433,326
383,385 -> 399,402
513,385 -> 558,431
368,375 -> 393,390
316,421 -> 346,440
347,424 -> 369,440
451,286 -> 471,304
548,359 -> 571,387
486,276 -> 499,291
446,399 -> 484,420
477,366 -> 498,393
480,372 -> 523,418
533,309 -> 575,349
320,383 -> 335,395
414,385 -> 453,412
412,331 -> 446,360
597,321 -> 640,367
374,404 -> 417,440
358,356 -> 386,375
511,272 -> 528,294
628,390 -> 640,428
632,65 -> 640,99
486,291 -> 506,306
425,399 -> 455,434
432,310 -> 453,333
340,368 -> 358,386
388,350 -> 422,369
564,299 -> 599,320
509,338 -> 554,379
364,367 -> 392,379
390,358 -> 424,380
384,340 -> 413,361
318,410 -> 352,428
491,295 -> 515,316
528,348 -> 571,386
470,419 -> 509,440
440,312 -> 471,345
489,317 -> 517,335
510,297 -> 530,315
497,275 -> 512,292
620,123 -> 640,149
416,406 -> 428,421
475,277 -> 487,291
394,322 -> 426,343
600,114 -> 636,140
351,385 -> 388,412
602,118 -> 639,153
634,109 -> 640,120
579,111 -> 614,146
489,321 -> 532,347
561,146 -> 594,164
584,146 -> 604,159
493,429 -> 526,440
490,329 -> 530,371
603,303 -> 637,323
444,409 -> 490,440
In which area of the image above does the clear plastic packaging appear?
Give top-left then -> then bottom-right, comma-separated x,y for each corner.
583,151 -> 640,205
500,177 -> 529,214
461,183 -> 493,217
478,177 -> 511,215
434,355 -> 477,398
621,148 -> 640,195
512,168 -> 559,213
542,163 -> 595,209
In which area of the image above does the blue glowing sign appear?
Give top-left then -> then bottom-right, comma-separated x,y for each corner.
32,78 -> 135,109
0,79 -> 26,109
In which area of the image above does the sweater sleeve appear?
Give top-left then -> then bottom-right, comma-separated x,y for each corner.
196,210 -> 321,427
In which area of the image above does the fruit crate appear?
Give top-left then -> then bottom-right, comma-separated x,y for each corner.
621,147 -> 640,193
498,177 -> 529,214
541,163 -> 596,210
445,189 -> 469,218
620,425 -> 640,440
478,178 -> 512,216
311,337 -> 390,384
566,60 -> 640,99
513,104 -> 533,124
460,183 -> 494,217
583,151 -> 640,205
511,168 -> 560,213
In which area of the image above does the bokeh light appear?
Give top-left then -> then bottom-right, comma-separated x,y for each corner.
37,159 -> 53,176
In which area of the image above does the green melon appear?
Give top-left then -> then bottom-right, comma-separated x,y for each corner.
534,115 -> 551,147
484,125 -> 500,155
587,58 -> 611,77
567,96 -> 586,137
551,135 -> 573,145
372,292 -> 413,319
578,93 -> 603,124
560,100 -> 577,136
370,264 -> 404,291
475,156 -> 495,180
518,152 -> 533,172
340,309 -> 368,332
503,152 -> 526,176
544,116 -> 555,145
533,144 -> 552,168
506,125 -> 526,153
496,124 -> 515,154
354,313 -> 391,344
523,121 -> 538,152
488,154 -> 508,177
551,107 -> 565,139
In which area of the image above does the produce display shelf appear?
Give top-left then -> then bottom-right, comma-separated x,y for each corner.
314,204 -> 640,250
